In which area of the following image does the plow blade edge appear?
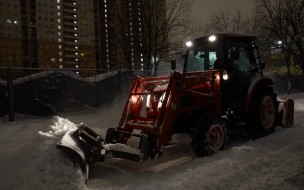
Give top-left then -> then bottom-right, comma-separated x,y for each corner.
56,131 -> 89,182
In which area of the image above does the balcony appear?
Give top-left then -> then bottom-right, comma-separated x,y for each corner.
65,61 -> 77,65
64,35 -> 78,39
65,41 -> 78,45
63,22 -> 78,27
64,15 -> 78,20
64,28 -> 78,33
63,3 -> 77,8
64,48 -> 78,51
65,54 -> 79,59
63,9 -> 78,14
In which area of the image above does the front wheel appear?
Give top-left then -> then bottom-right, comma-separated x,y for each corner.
191,115 -> 228,157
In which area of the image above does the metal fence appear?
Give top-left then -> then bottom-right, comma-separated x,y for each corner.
0,68 -> 120,122
0,67 -> 175,122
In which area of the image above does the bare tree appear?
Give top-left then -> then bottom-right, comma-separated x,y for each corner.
110,0 -> 198,75
200,8 -> 249,35
255,0 -> 304,75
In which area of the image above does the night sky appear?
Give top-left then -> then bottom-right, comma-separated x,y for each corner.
192,0 -> 254,22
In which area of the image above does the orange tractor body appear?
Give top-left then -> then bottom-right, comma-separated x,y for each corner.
57,33 -> 294,181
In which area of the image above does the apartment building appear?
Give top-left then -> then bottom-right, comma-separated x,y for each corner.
0,0 -> 99,72
98,0 -> 145,70
0,0 -> 167,73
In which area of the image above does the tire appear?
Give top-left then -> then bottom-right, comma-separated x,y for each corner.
246,89 -> 278,139
191,114 -> 228,157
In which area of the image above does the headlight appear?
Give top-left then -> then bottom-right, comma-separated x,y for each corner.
186,41 -> 193,47
222,70 -> 228,80
209,35 -> 216,42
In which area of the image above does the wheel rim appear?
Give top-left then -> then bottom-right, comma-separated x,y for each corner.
259,96 -> 275,129
207,124 -> 225,151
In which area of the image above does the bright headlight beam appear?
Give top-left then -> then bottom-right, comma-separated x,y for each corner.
209,35 -> 216,42
186,41 -> 193,47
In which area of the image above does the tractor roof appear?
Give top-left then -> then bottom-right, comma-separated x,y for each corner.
194,33 -> 256,41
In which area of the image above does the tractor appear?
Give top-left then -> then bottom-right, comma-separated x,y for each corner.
57,33 -> 294,181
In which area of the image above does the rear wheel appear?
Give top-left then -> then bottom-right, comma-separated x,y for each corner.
191,115 -> 228,157
246,89 -> 278,139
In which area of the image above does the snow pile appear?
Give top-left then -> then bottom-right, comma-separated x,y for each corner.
38,116 -> 78,137
8,116 -> 87,190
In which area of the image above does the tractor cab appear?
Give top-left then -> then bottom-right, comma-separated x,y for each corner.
183,33 -> 265,112
184,33 -> 263,74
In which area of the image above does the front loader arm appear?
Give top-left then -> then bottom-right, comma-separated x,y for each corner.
154,71 -> 222,157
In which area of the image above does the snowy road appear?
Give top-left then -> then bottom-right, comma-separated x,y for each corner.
0,93 -> 304,190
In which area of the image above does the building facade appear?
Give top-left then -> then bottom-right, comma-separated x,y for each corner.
0,0 -> 166,74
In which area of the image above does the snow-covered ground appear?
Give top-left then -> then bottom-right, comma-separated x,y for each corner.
1,93 -> 304,190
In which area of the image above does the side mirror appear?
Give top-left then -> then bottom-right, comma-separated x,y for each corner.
171,60 -> 176,70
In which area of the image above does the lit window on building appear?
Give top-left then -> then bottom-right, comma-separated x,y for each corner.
14,20 -> 18,24
58,32 -> 61,36
74,27 -> 77,30
58,25 -> 61,29
7,19 -> 11,23
73,15 -> 76,18
73,9 -> 76,11
59,58 -> 62,62
58,19 -> 61,23
73,2 -> 76,5
57,6 -> 60,10
58,39 -> 61,42
58,12 -> 60,16
59,52 -> 62,55
59,45 -> 62,49
75,46 -> 78,49
57,0 -> 60,3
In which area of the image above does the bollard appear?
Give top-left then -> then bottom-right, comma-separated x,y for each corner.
7,68 -> 15,122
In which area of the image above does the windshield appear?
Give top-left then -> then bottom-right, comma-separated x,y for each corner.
184,39 -> 222,72
184,38 -> 260,73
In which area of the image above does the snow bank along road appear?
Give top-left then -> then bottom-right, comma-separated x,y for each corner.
0,93 -> 304,190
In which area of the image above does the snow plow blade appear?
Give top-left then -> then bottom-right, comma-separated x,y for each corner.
56,124 -> 106,183
56,132 -> 89,182
57,124 -> 152,181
